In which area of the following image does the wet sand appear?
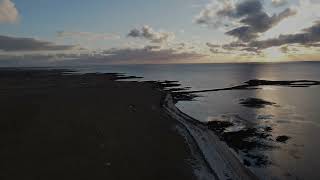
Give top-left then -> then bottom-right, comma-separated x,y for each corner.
0,69 -> 196,180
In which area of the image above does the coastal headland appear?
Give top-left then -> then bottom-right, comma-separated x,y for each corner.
0,68 -> 259,180
0,69 -> 197,180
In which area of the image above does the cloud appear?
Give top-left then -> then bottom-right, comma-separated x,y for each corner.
225,0 -> 297,41
127,25 -> 175,44
211,20 -> 320,54
0,0 -> 19,23
248,20 -> 320,49
0,35 -> 76,52
226,26 -> 257,42
222,41 -> 247,50
194,0 -> 237,28
143,45 -> 162,51
57,31 -> 120,41
208,48 -> 233,55
195,0 -> 296,42
202,0 -> 320,55
0,46 -> 205,66
233,0 -> 262,17
226,7 -> 296,41
271,0 -> 288,7
280,46 -> 289,53
206,42 -> 221,48
99,47 -> 203,64
206,42 -> 234,54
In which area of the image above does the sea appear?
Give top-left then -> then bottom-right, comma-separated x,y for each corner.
73,61 -> 320,180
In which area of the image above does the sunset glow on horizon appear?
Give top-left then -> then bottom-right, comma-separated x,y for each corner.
0,0 -> 319,66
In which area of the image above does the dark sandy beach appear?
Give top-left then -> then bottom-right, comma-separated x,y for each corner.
0,69 -> 196,180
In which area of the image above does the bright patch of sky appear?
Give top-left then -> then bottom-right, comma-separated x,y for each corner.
0,0 -> 319,65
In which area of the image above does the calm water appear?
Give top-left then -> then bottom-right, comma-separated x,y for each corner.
74,62 -> 320,180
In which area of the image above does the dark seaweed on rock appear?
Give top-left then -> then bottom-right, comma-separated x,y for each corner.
207,120 -> 275,167
144,80 -> 181,89
239,98 -> 276,108
166,78 -> 320,107
207,121 -> 273,151
155,78 -> 306,168
245,154 -> 271,167
171,93 -> 200,103
245,79 -> 320,87
147,79 -> 320,104
221,128 -> 274,167
276,135 -> 290,143
114,75 -> 143,80
144,80 -> 200,102
182,79 -> 320,94
221,128 -> 273,152
207,121 -> 234,134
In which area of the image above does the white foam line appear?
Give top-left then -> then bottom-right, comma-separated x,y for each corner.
163,94 -> 258,180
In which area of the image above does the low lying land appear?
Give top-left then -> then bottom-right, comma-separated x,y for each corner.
0,69 -> 196,180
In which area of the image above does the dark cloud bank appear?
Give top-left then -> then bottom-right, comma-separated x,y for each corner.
225,0 -> 295,42
250,20 -> 320,49
0,46 -> 204,66
196,0 -> 296,42
222,20 -> 320,53
0,30 -> 201,66
200,0 -> 320,54
127,26 -> 174,44
0,35 -> 75,51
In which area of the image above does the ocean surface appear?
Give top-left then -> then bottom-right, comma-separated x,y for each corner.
73,62 -> 320,180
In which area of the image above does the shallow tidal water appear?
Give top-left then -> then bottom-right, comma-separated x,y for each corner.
73,62 -> 320,180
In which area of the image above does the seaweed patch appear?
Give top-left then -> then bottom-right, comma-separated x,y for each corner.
239,98 -> 276,108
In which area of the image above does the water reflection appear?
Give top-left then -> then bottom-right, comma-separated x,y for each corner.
177,63 -> 320,179
254,86 -> 320,180
73,62 -> 320,179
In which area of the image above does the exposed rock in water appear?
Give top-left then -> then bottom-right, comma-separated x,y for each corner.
240,98 -> 276,108
207,118 -> 275,167
243,159 -> 252,167
207,120 -> 234,134
264,127 -> 273,132
276,135 -> 290,143
222,128 -> 272,152
182,79 -> 320,94
245,79 -> 320,87
245,153 -> 270,167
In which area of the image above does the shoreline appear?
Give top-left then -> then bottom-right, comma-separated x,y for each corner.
163,94 -> 258,180
0,68 -> 257,180
0,69 -> 196,180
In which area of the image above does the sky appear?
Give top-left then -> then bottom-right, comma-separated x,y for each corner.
0,0 -> 319,66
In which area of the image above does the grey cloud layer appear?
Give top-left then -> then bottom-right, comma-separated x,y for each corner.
199,0 -> 319,54
224,0 -> 296,41
57,31 -> 120,41
0,46 -> 204,66
195,0 -> 235,28
0,35 -> 75,51
196,0 -> 296,42
249,20 -> 320,49
207,20 -> 320,54
101,47 -> 202,63
271,0 -> 288,7
128,26 -> 174,43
